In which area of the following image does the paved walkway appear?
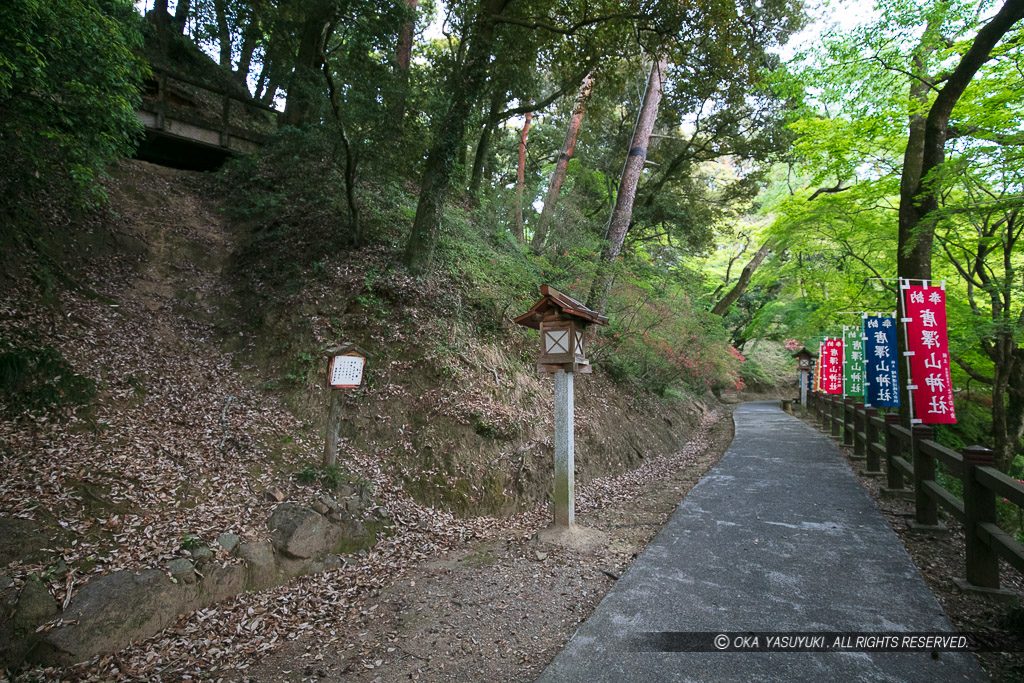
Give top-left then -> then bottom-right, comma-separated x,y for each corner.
538,401 -> 985,682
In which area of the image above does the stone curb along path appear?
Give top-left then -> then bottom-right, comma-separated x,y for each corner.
537,401 -> 986,682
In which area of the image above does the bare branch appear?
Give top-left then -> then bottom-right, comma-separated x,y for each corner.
807,182 -> 851,201
951,353 -> 994,384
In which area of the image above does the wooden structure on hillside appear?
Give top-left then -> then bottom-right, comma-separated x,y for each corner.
514,284 -> 608,374
136,69 -> 275,168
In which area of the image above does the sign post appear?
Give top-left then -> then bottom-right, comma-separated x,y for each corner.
514,285 -> 608,528
323,343 -> 368,468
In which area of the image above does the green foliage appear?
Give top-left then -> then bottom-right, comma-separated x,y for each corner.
179,534 -> 203,552
294,464 -> 320,484
0,0 -> 147,209
295,463 -> 346,490
0,334 -> 96,418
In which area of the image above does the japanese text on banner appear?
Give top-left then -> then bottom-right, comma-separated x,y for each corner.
903,285 -> 956,424
821,338 -> 844,395
843,326 -> 864,399
863,315 -> 899,407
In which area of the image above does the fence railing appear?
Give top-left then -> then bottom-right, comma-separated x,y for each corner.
137,69 -> 274,154
798,391 -> 1024,596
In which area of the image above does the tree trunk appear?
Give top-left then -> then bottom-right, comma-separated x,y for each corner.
710,242 -> 771,316
469,90 -> 503,196
387,0 -> 419,132
896,1 -> 1024,423
214,0 -> 233,69
235,11 -> 259,86
404,1 -> 506,275
513,106 -> 533,243
532,69 -> 595,253
281,3 -> 337,128
603,58 -> 667,262
172,0 -> 190,33
590,57 -> 667,307
152,0 -> 171,30
1004,348 -> 1024,471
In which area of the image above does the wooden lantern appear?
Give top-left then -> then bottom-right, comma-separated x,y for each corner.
514,285 -> 608,373
792,347 -> 816,371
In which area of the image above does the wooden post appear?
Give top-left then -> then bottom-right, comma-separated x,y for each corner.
830,397 -> 841,438
157,72 -> 168,129
911,424 -> 942,530
323,391 -> 343,468
220,94 -> 231,147
853,402 -> 866,456
553,368 -> 575,527
842,398 -> 854,446
799,370 -> 808,416
962,446 -> 1000,589
863,407 -> 881,473
321,343 -> 368,469
820,394 -> 830,430
884,414 -> 905,491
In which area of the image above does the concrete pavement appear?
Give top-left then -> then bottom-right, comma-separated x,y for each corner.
537,401 -> 985,682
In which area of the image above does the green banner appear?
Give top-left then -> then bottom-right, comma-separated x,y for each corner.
843,325 -> 865,398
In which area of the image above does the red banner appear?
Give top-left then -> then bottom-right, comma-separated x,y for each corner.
820,338 -> 844,394
903,284 -> 956,424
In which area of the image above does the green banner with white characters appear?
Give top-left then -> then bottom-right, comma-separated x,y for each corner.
843,324 -> 865,399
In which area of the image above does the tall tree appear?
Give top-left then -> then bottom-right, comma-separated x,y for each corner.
280,0 -> 340,128
896,0 -> 1024,284
512,105 -> 534,242
895,0 -> 1024,427
387,0 -> 419,131
590,56 -> 667,306
404,0 -> 512,275
531,68 -> 595,252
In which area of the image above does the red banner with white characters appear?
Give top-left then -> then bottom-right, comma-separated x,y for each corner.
820,338 -> 844,394
903,284 -> 957,424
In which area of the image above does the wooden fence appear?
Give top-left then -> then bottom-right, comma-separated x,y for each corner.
137,69 -> 274,155
798,391 -> 1024,598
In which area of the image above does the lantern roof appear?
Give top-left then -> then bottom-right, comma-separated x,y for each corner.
791,347 -> 816,359
513,285 -> 609,330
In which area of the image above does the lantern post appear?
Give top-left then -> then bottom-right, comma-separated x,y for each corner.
515,285 -> 608,527
792,348 -> 816,416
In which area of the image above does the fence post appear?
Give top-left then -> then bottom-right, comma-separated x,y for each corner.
863,407 -> 881,473
842,398 -> 854,446
830,397 -> 841,438
960,446 -> 1000,591
820,394 -> 830,430
910,424 -> 944,530
883,414 -> 906,495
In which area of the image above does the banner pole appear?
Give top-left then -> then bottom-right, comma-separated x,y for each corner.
899,277 -> 928,424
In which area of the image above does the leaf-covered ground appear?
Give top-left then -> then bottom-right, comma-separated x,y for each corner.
1,161 -> 730,680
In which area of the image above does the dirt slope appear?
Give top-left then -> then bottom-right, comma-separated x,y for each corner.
1,160 -> 727,680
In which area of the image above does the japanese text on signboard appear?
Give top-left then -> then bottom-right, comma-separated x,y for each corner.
820,338 -> 844,395
863,315 -> 899,407
843,326 -> 864,399
903,285 -> 956,424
